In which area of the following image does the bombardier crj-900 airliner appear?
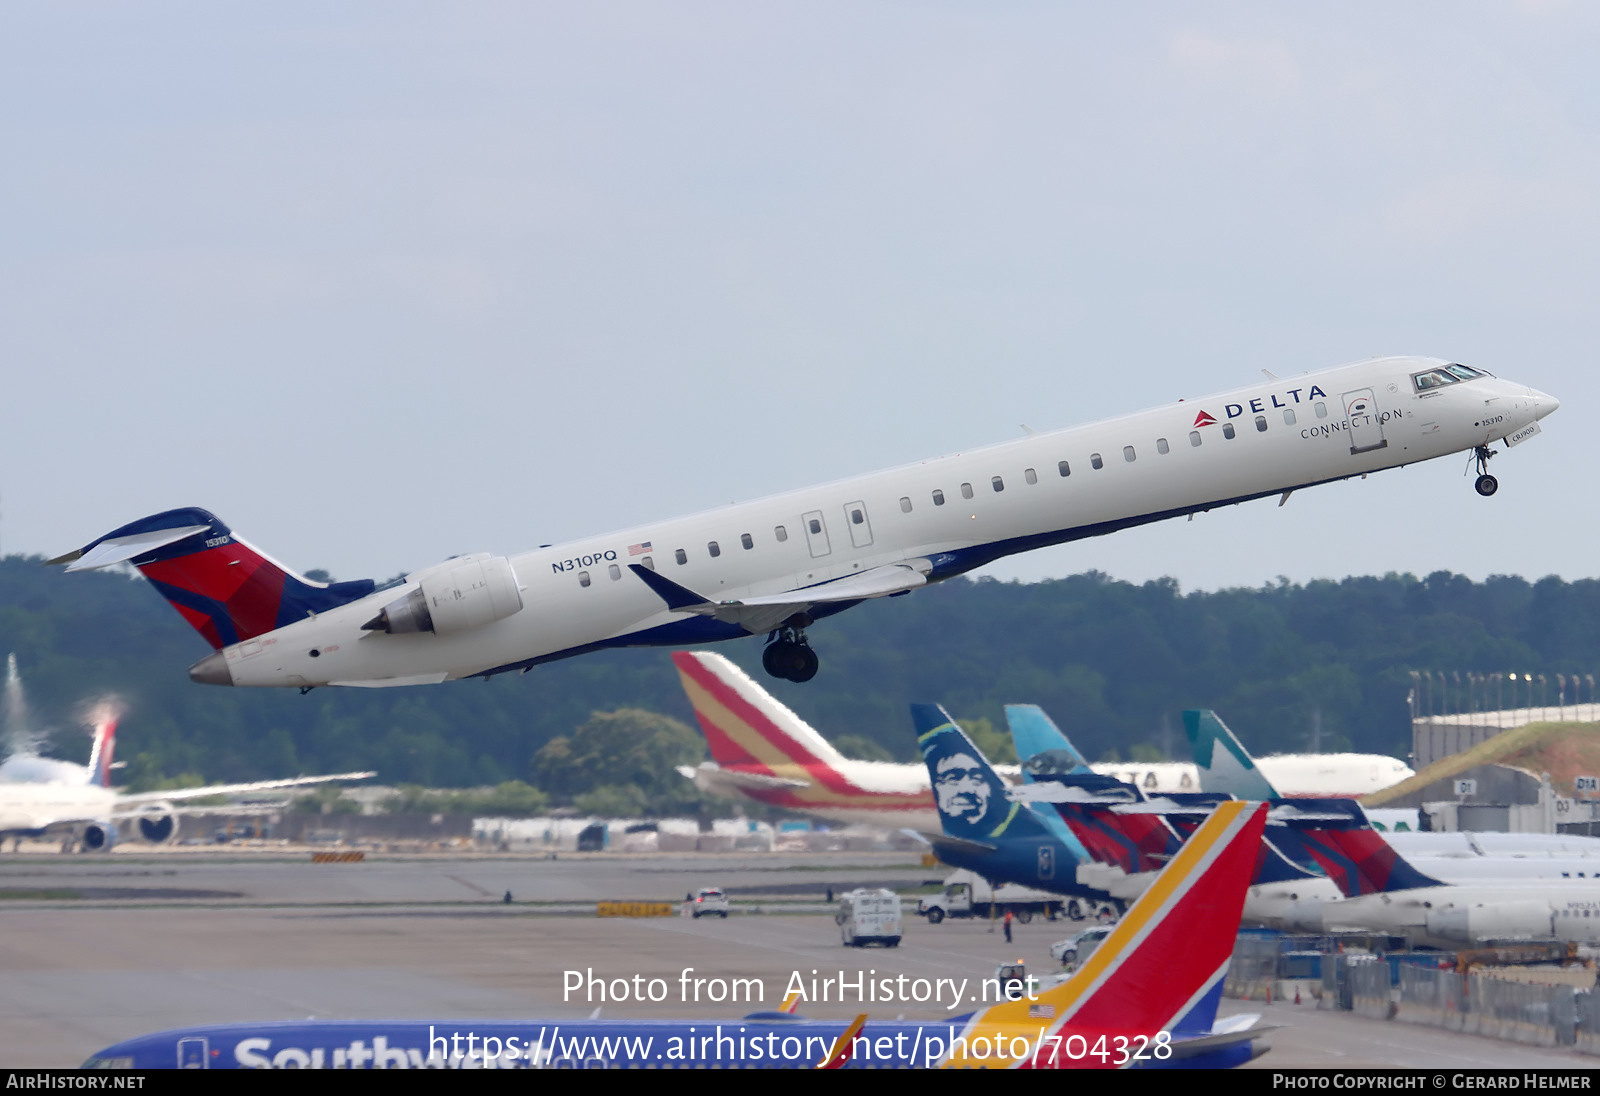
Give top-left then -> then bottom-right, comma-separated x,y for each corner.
52,358 -> 1556,688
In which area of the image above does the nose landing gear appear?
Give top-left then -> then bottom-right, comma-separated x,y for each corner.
1471,446 -> 1498,497
762,615 -> 819,683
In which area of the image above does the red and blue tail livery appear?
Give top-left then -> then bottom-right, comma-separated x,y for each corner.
82,803 -> 1270,1069
49,508 -> 376,651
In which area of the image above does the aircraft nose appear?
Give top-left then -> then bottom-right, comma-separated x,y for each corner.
1529,387 -> 1560,420
188,650 -> 234,686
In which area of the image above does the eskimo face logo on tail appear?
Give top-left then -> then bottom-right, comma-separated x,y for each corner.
916,715 -> 1014,839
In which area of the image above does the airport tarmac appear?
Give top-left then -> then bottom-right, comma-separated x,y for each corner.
0,850 -> 1592,1069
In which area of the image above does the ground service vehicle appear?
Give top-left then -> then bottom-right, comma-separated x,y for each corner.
836,888 -> 902,947
917,870 -> 1062,924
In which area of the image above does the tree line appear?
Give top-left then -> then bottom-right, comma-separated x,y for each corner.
3,555 -> 1596,814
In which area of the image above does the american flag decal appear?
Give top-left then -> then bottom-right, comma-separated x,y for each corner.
628,541 -> 653,556
1028,1004 -> 1055,1019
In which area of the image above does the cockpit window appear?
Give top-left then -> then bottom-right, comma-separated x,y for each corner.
1414,363 -> 1490,392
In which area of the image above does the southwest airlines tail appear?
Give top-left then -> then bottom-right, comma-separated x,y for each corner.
945,799 -> 1269,1069
1184,709 -> 1281,799
84,715 -> 117,789
48,508 -> 376,650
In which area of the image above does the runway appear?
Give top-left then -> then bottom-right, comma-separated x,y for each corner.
1,850 -> 1591,1069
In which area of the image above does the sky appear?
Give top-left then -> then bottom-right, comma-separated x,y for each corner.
2,3 -> 1596,594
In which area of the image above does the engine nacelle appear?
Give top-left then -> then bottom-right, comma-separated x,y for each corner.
1426,900 -> 1553,944
81,821 -> 117,851
134,803 -> 177,844
363,554 -> 524,637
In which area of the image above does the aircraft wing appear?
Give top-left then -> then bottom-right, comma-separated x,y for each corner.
918,832 -> 999,856
114,771 -> 375,808
630,560 -> 930,634
1008,783 -> 1136,805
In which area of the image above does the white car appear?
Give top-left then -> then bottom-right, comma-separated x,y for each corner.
1050,925 -> 1114,968
691,887 -> 729,919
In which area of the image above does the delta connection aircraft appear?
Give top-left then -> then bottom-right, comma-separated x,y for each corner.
84,800 -> 1271,1069
52,358 -> 1555,688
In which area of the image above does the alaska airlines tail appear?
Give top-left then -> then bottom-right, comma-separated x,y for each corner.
913,703 -> 1042,844
48,508 -> 376,650
1183,709 -> 1281,800
84,715 -> 117,789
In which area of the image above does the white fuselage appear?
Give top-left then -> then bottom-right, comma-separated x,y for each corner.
0,781 -> 115,834
215,356 -> 1556,687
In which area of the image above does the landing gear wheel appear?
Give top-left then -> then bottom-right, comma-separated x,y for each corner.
789,645 -> 818,683
1470,445 -> 1499,497
1475,474 -> 1499,497
762,616 -> 819,682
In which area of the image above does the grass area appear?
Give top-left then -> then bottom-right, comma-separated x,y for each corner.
1363,720 -> 1600,807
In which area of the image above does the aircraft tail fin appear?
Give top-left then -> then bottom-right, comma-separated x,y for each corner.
671,651 -> 850,770
1184,709 -> 1281,799
945,800 -> 1267,1066
1005,704 -> 1093,782
912,703 -> 1046,842
50,508 -> 376,650
1273,798 -> 1446,896
84,715 -> 117,789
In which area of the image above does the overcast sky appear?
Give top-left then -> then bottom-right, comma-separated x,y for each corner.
2,3 -> 1595,593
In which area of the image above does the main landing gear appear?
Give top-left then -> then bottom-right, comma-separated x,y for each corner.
1472,445 -> 1499,497
763,614 -> 819,683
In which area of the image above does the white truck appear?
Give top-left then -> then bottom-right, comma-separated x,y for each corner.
836,887 -> 903,947
915,871 -> 1066,925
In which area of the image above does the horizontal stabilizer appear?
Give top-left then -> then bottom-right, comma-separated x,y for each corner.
920,831 -> 999,856
51,525 -> 210,572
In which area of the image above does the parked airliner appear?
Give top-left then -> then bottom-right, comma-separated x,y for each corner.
52,357 -> 1555,687
672,651 -> 1409,828
0,714 -> 373,851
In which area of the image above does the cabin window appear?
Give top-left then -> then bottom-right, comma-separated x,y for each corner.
608,563 -> 621,581
1090,453 -> 1104,470
1222,423 -> 1236,440
1283,409 -> 1296,425
1123,446 -> 1136,463
932,489 -> 945,506
775,525 -> 787,542
1024,467 -> 1037,485
1189,431 -> 1202,447
674,548 -> 687,565
707,541 -> 721,558
1058,460 -> 1071,477
1315,402 -> 1328,419
899,496 -> 912,513
850,508 -> 865,524
808,518 -> 822,534
740,533 -> 753,550
960,482 -> 974,499
1254,415 -> 1267,433
578,571 -> 591,587
1156,438 -> 1169,455
639,555 -> 655,571
991,476 -> 1004,492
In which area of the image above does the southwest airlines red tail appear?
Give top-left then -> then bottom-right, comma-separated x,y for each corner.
942,800 -> 1267,1068
50,508 -> 376,650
